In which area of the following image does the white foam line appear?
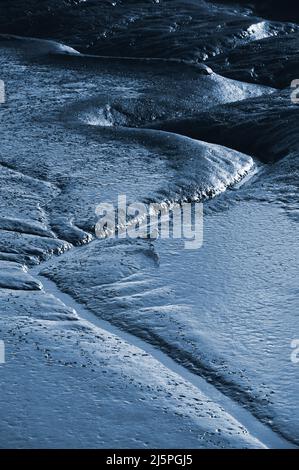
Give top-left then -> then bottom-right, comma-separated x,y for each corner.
35,272 -> 296,449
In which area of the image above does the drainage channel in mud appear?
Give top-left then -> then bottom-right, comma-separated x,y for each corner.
31,270 -> 296,450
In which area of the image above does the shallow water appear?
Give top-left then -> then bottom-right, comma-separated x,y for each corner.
0,0 -> 298,448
